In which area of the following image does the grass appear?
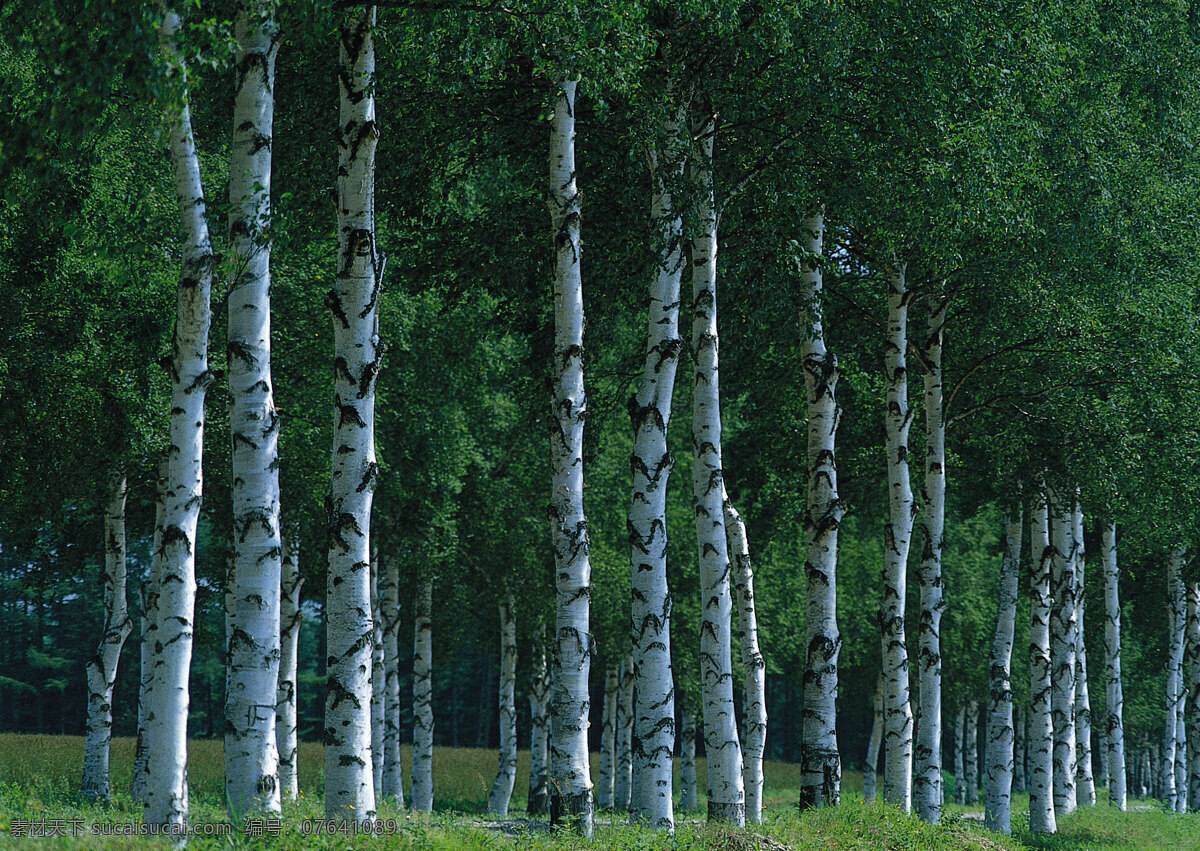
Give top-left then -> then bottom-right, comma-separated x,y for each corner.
0,734 -> 1197,848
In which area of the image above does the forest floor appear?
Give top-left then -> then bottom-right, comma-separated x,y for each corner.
0,734 -> 1196,849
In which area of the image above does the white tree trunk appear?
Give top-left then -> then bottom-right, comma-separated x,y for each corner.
797,210 -> 843,809
145,10 -> 216,827
488,593 -> 518,816
881,261 -> 915,813
915,294 -> 947,824
411,576 -> 434,813
324,3 -> 381,825
597,662 -> 618,810
689,115 -> 744,827
1029,490 -> 1057,832
1073,505 -> 1095,808
371,551 -> 385,796
985,511 -> 1023,833
864,675 -> 884,803
224,0 -> 282,819
965,700 -> 979,804
1164,545 -> 1187,812
546,78 -> 594,837
614,655 -> 634,812
1176,663 -> 1188,812
1014,704 -> 1028,794
1050,489 -> 1078,816
276,521 -> 302,802
1187,581 -> 1200,808
724,489 -> 766,824
627,109 -> 686,833
381,555 -> 404,804
954,703 -> 966,804
1102,523 -> 1125,810
133,460 -> 167,805
83,472 -> 132,801
680,707 -> 699,812
528,632 -> 551,815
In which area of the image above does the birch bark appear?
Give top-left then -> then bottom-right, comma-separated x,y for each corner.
133,460 -> 167,806
1073,506 -> 1095,808
224,0 -> 282,818
277,521 -> 302,802
1102,522 -> 1125,809
411,576 -> 434,812
1187,581 -> 1200,808
1029,490 -> 1057,832
680,708 -> 699,812
1014,705 -> 1028,794
488,593 -> 518,815
1050,490 -> 1078,815
597,662 -> 618,810
145,9 -> 216,827
985,511 -> 1023,834
965,700 -> 979,804
528,632 -> 551,815
724,489 -> 766,824
324,3 -> 381,824
954,704 -> 966,804
381,555 -> 403,804
1176,659 -> 1188,812
864,675 -> 884,803
915,294 -> 947,824
371,552 -> 385,796
615,655 -> 634,812
1164,545 -> 1187,812
82,472 -> 131,801
797,209 -> 843,809
546,78 -> 594,836
881,261 -> 915,812
627,106 -> 686,832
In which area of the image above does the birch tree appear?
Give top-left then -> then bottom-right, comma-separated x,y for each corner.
724,489 -> 765,824
324,4 -> 382,823
411,575 -> 434,813
1029,490 -> 1056,833
546,77 -> 593,836
915,293 -> 947,823
614,655 -> 634,812
1187,581 -> 1200,808
985,510 -> 1022,834
1102,522 -> 1125,809
597,662 -> 618,810
528,631 -> 551,815
133,460 -> 167,806
1164,545 -> 1188,812
689,111 -> 743,827
954,704 -> 966,804
627,97 -> 686,832
82,472 -> 131,802
381,555 -> 403,804
370,554 -> 385,796
964,700 -> 979,805
1073,505 -> 1095,808
881,260 -> 915,812
864,675 -> 884,803
1050,490 -> 1078,816
276,522 -> 302,802
680,708 -> 699,812
144,7 -> 217,827
797,209 -> 843,809
224,0 -> 282,818
488,593 -> 518,816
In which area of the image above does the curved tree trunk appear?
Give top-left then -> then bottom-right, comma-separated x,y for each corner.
145,10 -> 216,827
724,489 -> 766,824
597,662 -> 618,810
381,555 -> 403,804
82,472 -> 132,802
276,521 -> 302,802
864,675 -> 884,803
1050,488 -> 1078,816
1102,522 -> 1125,810
133,461 -> 167,805
488,593 -> 518,816
528,631 -> 551,815
915,294 -> 947,824
1164,545 -> 1187,812
1073,505 -> 1095,808
797,209 -> 843,809
1029,489 -> 1057,832
224,0 -> 282,818
546,78 -> 594,837
1187,581 -> 1200,808
680,707 -> 699,812
324,3 -> 381,825
627,103 -> 687,832
371,551 -> 385,796
411,576 -> 434,813
985,510 -> 1023,833
881,261 -> 915,813
614,655 -> 634,812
